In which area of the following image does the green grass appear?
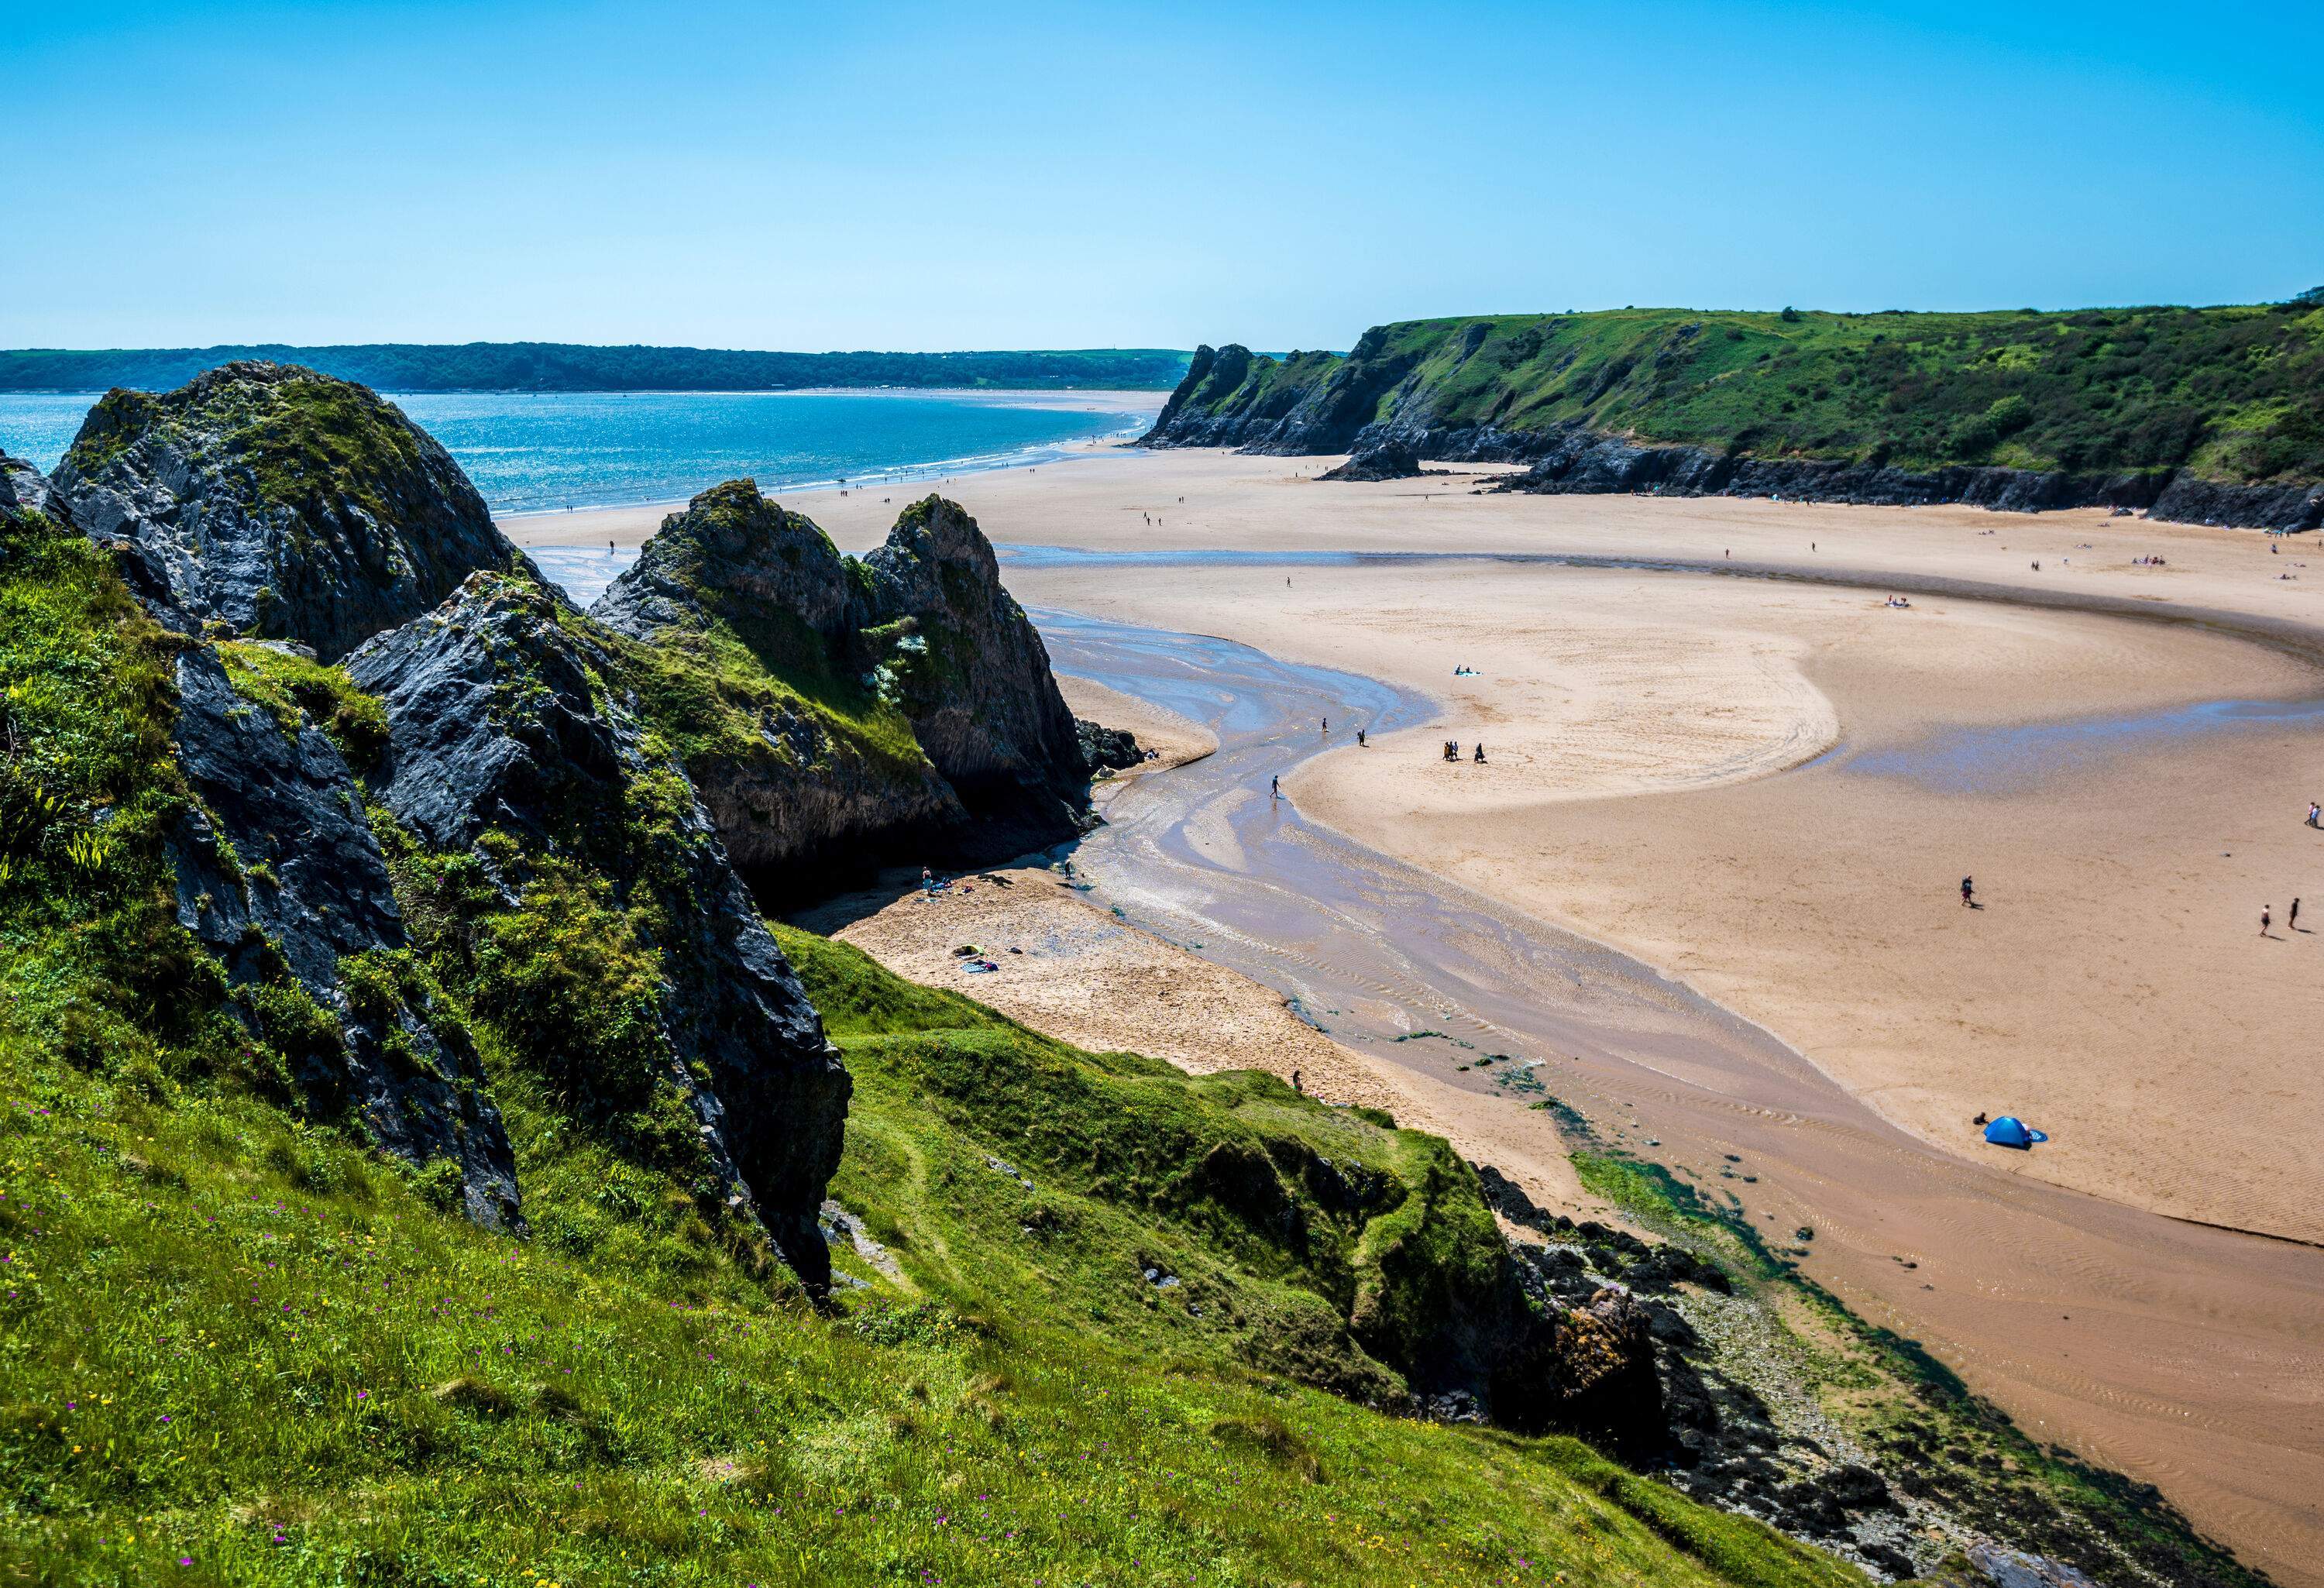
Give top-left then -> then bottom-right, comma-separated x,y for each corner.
0,919 -> 1873,1586
612,616 -> 933,790
213,642 -> 389,772
1177,302 -> 2324,483
67,368 -> 439,527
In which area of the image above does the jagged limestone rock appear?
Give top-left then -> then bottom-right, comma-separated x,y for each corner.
347,572 -> 851,1278
164,645 -> 521,1229
593,482 -> 1090,894
855,494 -> 1086,815
5,446 -> 522,1229
52,361 -> 534,661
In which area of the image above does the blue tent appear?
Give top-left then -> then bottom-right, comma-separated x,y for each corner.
1983,1115 -> 2048,1149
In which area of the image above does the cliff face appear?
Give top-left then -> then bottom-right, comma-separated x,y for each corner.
1143,309 -> 2324,531
52,362 -> 534,661
593,483 -> 1091,898
164,642 -> 523,1229
855,496 -> 1088,830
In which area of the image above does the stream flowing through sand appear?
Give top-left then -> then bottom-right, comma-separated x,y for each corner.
1035,602 -> 2324,1586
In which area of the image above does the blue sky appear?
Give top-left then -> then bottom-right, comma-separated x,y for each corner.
5,0 -> 2319,351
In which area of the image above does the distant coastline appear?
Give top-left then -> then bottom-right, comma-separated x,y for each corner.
0,342 -> 1192,395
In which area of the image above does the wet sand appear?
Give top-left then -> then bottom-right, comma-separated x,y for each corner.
1031,600 -> 2324,1587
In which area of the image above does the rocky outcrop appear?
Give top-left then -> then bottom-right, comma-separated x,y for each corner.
1318,440 -> 1424,481
51,362 -> 534,660
590,480 -> 864,641
2,451 -> 60,519
346,573 -> 851,1276
593,482 -> 1091,897
164,645 -> 521,1229
1143,339 -> 1417,454
1490,423 -> 2199,517
38,367 -> 854,1272
5,447 -> 524,1230
856,494 -> 1088,826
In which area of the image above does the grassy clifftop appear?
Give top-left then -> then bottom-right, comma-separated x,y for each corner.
1155,299 -> 2324,488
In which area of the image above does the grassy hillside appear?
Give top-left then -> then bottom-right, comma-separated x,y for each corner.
1165,300 -> 2324,484
0,486 -> 1874,1583
0,343 -> 1191,395
0,914 -> 1857,1584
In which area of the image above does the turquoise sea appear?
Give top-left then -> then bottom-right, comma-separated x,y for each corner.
0,389 -> 1155,516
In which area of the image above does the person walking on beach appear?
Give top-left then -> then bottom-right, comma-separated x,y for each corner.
1321,717 -> 1329,733
1960,875 -> 1975,908
2292,898 -> 2302,932
1356,727 -> 1367,747
1270,775 -> 1280,800
2307,801 -> 2319,829
2261,904 -> 2273,937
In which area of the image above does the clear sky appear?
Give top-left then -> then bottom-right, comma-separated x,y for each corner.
6,0 -> 2319,352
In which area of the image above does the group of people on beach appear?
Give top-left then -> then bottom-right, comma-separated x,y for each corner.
1441,740 -> 1486,763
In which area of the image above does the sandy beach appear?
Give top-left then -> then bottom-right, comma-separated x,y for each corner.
518,447 -> 2324,1582
731,448 -> 2324,1241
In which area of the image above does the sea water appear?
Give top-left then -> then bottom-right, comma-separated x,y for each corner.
0,389 -> 1153,516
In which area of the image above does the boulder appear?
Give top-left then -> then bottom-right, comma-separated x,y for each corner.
1318,441 -> 1424,481
1076,718 -> 1143,772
